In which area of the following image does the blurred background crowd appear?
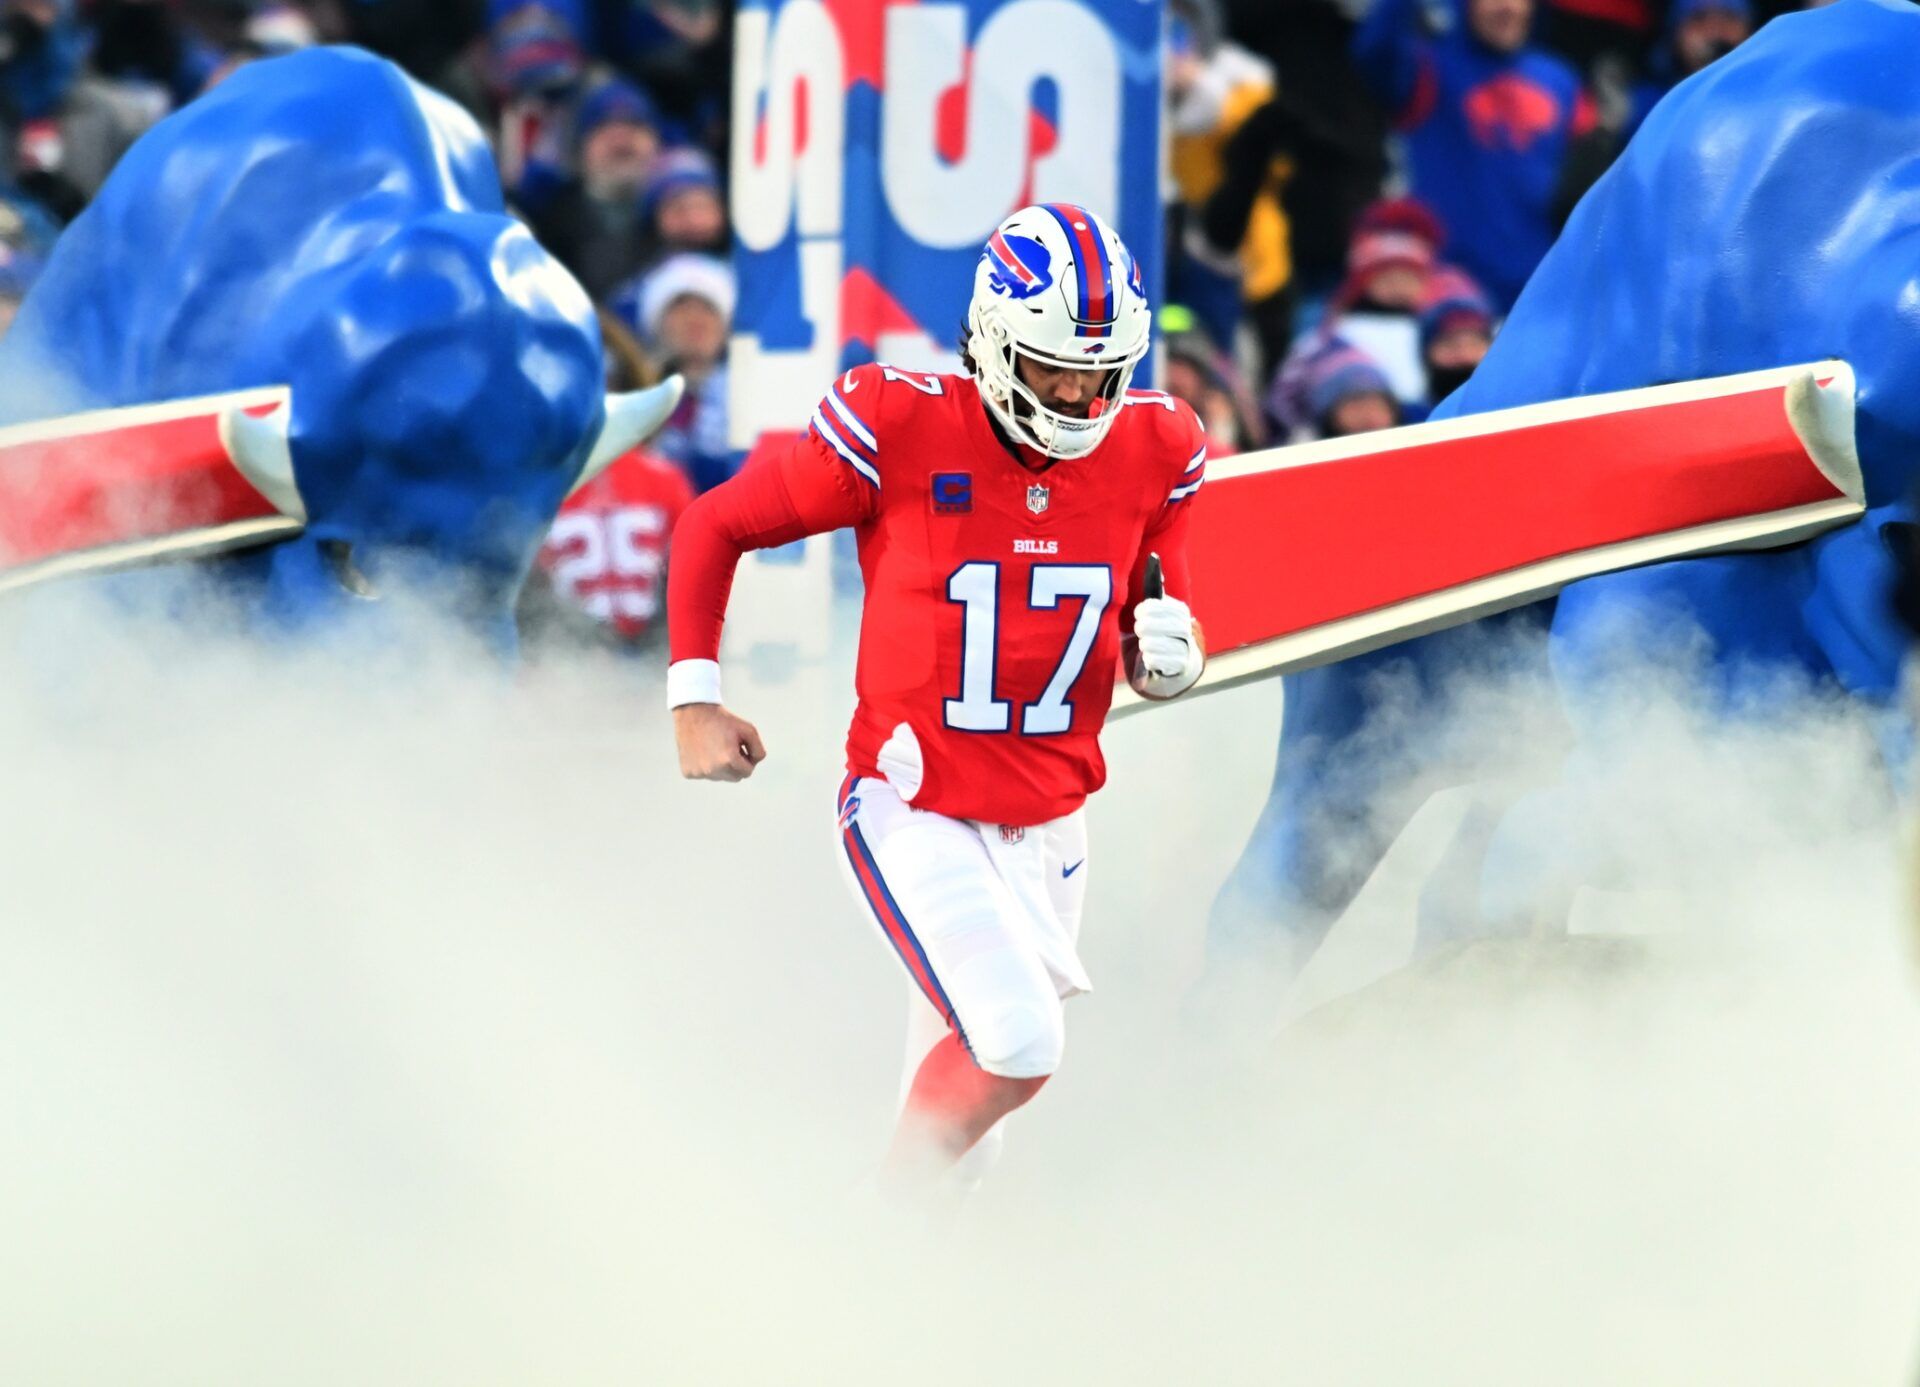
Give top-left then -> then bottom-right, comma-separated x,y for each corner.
0,0 -> 1796,650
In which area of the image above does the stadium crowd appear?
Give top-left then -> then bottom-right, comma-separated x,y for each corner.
0,0 -> 1786,648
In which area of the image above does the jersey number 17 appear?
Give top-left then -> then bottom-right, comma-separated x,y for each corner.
944,562 -> 1111,735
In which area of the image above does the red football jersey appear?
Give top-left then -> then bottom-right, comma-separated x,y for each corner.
796,364 -> 1205,824
538,447 -> 694,639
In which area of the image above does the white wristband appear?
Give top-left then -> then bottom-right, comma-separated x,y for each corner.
667,659 -> 723,709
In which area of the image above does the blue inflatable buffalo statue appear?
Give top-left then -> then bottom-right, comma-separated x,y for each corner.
1211,0 -> 1920,977
0,46 -> 677,646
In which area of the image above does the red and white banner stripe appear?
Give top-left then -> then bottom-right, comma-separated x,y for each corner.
1115,361 -> 1864,712
0,386 -> 302,594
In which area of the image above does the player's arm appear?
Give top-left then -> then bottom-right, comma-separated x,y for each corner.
1121,422 -> 1207,702
667,385 -> 880,780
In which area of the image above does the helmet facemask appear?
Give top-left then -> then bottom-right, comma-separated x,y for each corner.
969,305 -> 1145,460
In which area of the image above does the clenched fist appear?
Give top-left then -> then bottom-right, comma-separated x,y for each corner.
1127,593 -> 1204,700
674,703 -> 767,781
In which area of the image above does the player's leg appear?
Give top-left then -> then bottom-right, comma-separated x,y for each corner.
894,806 -> 1089,1198
884,1032 -> 1044,1191
897,984 -> 1007,1195
896,985 -> 949,1108
834,775 -> 1064,1188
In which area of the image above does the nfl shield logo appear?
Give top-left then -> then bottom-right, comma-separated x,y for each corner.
999,825 -> 1025,845
1026,484 -> 1050,515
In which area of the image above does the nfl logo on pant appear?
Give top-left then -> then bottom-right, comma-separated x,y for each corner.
999,824 -> 1025,845
1026,484 -> 1049,515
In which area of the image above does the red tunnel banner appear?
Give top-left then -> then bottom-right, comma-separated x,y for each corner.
0,387 -> 299,594
0,365 -> 1862,686
1114,361 -> 1864,712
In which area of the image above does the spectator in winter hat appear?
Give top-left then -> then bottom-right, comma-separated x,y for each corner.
1163,334 -> 1242,456
1307,345 -> 1400,439
1623,0 -> 1753,138
576,77 -> 664,201
488,0 -> 586,97
1670,0 -> 1752,71
612,253 -> 737,493
1160,310 -> 1260,455
1269,338 -> 1402,442
642,147 -> 726,259
1312,198 -> 1448,415
1353,0 -> 1595,309
527,75 -> 666,298
1413,269 -> 1497,418
632,251 -> 731,362
1336,198 -> 1444,315
489,2 -> 589,209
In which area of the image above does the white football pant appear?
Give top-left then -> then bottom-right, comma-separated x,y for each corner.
833,773 -> 1090,1180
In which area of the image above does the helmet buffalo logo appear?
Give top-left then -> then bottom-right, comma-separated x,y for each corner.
985,231 -> 1054,300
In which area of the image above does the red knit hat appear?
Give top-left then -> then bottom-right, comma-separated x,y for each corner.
1352,197 -> 1449,256
1348,228 -> 1435,281
1341,197 -> 1447,301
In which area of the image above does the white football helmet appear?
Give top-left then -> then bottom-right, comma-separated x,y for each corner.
966,203 -> 1151,459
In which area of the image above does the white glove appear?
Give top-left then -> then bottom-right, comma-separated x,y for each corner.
1131,594 -> 1202,697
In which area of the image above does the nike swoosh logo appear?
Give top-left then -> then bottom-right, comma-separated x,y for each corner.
1061,859 -> 1085,879
842,372 -> 859,392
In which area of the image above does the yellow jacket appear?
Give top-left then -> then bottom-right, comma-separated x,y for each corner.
1170,54 -> 1292,301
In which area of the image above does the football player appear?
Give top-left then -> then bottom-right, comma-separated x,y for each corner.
666,204 -> 1207,1201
